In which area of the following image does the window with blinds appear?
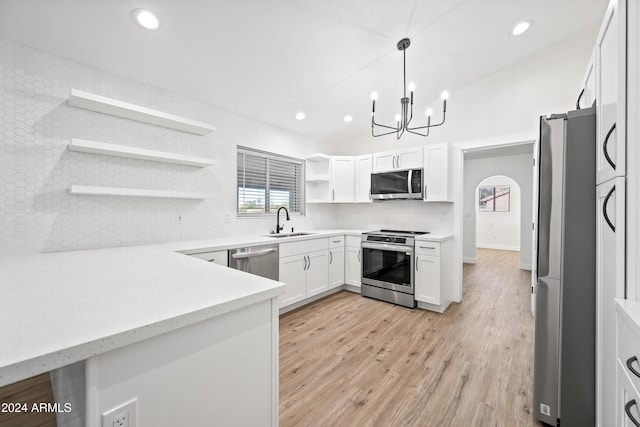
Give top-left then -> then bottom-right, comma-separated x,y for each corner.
237,146 -> 305,215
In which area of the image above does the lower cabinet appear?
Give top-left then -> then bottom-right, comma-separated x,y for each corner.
344,236 -> 362,287
279,238 -> 329,308
414,238 -> 454,312
616,300 -> 640,426
328,236 -> 345,289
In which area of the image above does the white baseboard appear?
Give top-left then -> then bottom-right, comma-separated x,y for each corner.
463,257 -> 477,264
520,263 -> 532,271
476,244 -> 520,251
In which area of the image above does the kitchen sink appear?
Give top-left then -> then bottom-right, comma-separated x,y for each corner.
264,232 -> 315,238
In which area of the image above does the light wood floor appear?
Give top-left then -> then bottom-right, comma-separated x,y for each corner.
280,249 -> 544,427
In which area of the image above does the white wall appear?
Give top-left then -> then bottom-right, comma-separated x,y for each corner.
464,151 -> 533,269
0,38 -> 333,254
475,175 -> 521,251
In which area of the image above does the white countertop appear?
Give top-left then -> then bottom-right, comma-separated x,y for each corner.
415,233 -> 454,242
616,298 -> 640,339
0,229 -> 371,387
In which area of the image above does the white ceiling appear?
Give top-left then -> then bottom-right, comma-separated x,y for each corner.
0,0 -> 607,144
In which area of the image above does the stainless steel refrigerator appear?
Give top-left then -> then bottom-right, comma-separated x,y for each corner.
533,107 -> 596,426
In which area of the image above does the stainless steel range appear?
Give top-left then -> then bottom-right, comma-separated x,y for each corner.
361,229 -> 429,308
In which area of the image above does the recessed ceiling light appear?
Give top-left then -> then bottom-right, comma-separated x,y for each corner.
344,115 -> 353,123
132,9 -> 160,30
512,20 -> 534,36
295,112 -> 306,120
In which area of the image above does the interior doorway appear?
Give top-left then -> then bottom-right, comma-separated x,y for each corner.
474,175 -> 521,252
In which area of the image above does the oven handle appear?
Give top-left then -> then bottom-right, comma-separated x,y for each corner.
362,242 -> 414,253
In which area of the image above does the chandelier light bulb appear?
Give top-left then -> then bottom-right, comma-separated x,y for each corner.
371,92 -> 378,101
408,82 -> 416,92
441,90 -> 450,100
295,112 -> 305,121
395,114 -> 401,122
426,108 -> 433,117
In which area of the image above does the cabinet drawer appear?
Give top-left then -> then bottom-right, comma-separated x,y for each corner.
328,236 -> 345,248
617,360 -> 640,426
618,315 -> 640,394
346,235 -> 361,248
280,237 -> 328,258
188,249 -> 229,267
416,242 -> 441,256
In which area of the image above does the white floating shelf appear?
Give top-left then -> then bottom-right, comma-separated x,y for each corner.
68,185 -> 211,200
68,138 -> 215,167
306,175 -> 330,182
306,154 -> 331,162
68,89 -> 216,135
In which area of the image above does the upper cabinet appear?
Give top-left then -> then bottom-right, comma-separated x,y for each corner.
330,156 -> 355,202
355,154 -> 373,202
306,154 -> 331,203
372,147 -> 423,172
596,0 -> 626,184
423,143 -> 453,202
577,48 -> 596,109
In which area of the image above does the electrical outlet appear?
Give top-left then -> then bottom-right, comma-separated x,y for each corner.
102,398 -> 137,427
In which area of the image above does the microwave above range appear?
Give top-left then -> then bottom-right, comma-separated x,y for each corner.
370,168 -> 423,200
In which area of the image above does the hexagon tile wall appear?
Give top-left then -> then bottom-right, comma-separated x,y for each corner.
0,38 -> 325,254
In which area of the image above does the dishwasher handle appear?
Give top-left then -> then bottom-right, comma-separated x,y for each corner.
231,248 -> 277,259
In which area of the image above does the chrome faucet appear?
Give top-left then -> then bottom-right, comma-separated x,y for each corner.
276,206 -> 290,234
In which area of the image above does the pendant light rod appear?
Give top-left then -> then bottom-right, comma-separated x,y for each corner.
371,38 -> 449,139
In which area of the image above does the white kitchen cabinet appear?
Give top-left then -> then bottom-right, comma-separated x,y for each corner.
355,154 -> 373,202
344,235 -> 362,288
414,238 -> 454,313
187,249 -> 229,267
306,154 -> 331,203
330,156 -> 355,202
423,143 -> 453,202
372,146 -> 423,172
328,236 -> 345,289
596,0 -> 626,184
597,177 -> 626,425
279,238 -> 329,307
577,48 -> 596,109
615,300 -> 640,427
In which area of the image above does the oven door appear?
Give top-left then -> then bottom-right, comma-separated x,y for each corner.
361,242 -> 414,294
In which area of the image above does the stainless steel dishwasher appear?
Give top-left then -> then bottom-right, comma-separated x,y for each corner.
228,244 -> 279,281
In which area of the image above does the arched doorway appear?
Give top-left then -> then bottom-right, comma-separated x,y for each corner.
474,175 -> 521,252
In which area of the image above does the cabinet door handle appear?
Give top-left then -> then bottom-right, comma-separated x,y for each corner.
357,249 -> 361,263
603,122 -> 617,170
625,400 -> 640,427
424,185 -> 427,199
207,258 -> 216,263
627,356 -> 640,379
575,87 -> 585,110
419,246 -> 436,250
416,256 -> 419,271
329,250 -> 333,264
332,239 -> 342,244
303,255 -> 307,271
603,185 -> 616,233
332,189 -> 335,201
307,255 -> 311,270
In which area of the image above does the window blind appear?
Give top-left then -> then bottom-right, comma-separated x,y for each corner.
237,147 -> 305,215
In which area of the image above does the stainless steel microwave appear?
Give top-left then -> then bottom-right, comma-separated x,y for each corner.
370,168 -> 423,200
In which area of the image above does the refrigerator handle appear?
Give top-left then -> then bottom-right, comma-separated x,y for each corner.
603,122 -> 617,170
575,88 -> 585,110
603,185 -> 616,233
625,400 -> 640,427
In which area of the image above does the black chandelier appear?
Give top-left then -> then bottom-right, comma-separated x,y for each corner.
371,38 -> 448,139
